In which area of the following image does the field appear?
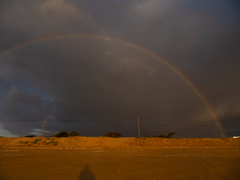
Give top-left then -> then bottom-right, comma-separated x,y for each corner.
0,137 -> 240,180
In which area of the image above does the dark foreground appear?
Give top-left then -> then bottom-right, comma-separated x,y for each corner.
0,148 -> 239,180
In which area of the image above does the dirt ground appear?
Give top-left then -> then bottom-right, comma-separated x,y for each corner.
0,138 -> 239,180
0,137 -> 239,149
0,148 -> 240,180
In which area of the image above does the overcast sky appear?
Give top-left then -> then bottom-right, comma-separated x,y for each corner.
0,0 -> 239,138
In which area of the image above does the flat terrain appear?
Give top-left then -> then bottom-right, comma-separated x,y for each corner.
0,138 -> 240,180
0,137 -> 239,149
0,148 -> 240,180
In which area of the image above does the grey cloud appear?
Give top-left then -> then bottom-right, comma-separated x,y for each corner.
1,86 -> 53,118
0,0 -> 102,47
0,0 -> 239,137
0,86 -> 54,135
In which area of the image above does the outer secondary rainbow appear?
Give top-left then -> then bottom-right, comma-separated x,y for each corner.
0,34 -> 224,135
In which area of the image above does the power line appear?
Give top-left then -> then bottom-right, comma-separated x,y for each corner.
1,118 -> 239,122
0,118 -> 137,122
140,118 -> 240,122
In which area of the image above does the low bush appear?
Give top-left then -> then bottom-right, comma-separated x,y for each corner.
104,132 -> 123,137
167,132 -> 176,138
69,131 -> 81,136
24,135 -> 36,137
144,132 -> 176,138
56,131 -> 69,137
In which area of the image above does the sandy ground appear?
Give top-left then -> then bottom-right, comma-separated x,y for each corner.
0,148 -> 240,180
0,137 -> 240,149
0,138 -> 240,180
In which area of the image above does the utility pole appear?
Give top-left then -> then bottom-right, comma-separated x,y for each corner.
138,117 -> 140,138
41,118 -> 47,137
204,120 -> 209,138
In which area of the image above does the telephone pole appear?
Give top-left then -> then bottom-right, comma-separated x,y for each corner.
138,117 -> 140,138
41,118 -> 47,137
204,120 -> 209,138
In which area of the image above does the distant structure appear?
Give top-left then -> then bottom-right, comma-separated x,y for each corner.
233,136 -> 240,138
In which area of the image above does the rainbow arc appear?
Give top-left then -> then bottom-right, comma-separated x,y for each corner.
0,34 -> 224,135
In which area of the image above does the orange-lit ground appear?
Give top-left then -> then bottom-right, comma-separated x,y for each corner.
0,137 -> 239,149
0,138 -> 239,180
1,149 -> 240,180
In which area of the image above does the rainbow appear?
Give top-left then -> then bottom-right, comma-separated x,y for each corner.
0,34 -> 224,135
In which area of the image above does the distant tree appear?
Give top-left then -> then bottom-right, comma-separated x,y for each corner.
144,132 -> 176,138
104,132 -> 123,137
144,134 -> 152,137
158,134 -> 168,138
56,131 -> 69,137
167,132 -> 176,138
69,131 -> 81,136
24,135 -> 36,137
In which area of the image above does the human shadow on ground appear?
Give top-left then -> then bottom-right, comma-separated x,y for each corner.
78,165 -> 95,180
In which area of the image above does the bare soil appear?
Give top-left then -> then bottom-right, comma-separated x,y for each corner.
0,137 -> 239,149
0,148 -> 240,180
0,138 -> 239,180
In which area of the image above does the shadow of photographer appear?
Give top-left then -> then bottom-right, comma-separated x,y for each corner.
78,165 -> 95,180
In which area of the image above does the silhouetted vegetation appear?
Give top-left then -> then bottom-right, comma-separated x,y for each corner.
24,135 -> 36,137
69,131 -> 81,136
104,132 -> 123,137
56,131 -> 69,137
51,131 -> 80,137
144,132 -> 176,138
167,132 -> 176,138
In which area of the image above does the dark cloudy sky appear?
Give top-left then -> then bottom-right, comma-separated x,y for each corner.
0,0 -> 239,138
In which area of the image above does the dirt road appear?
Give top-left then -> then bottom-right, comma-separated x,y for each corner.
0,148 -> 239,180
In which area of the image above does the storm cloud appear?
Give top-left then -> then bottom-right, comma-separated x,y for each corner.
0,0 -> 239,137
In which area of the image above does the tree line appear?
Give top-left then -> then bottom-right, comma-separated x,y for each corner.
24,131 -> 176,138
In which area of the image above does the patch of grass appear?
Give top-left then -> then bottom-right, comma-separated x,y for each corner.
33,138 -> 42,144
51,141 -> 58,144
44,140 -> 58,145
17,141 -> 29,145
